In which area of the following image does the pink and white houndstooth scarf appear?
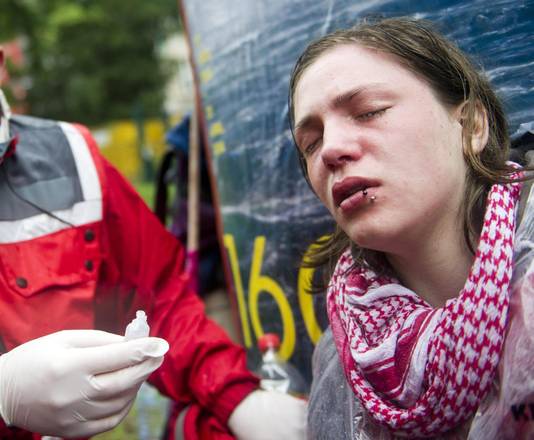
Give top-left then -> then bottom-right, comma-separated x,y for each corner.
327,180 -> 522,438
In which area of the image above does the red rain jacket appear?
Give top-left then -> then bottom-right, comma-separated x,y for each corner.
0,117 -> 258,439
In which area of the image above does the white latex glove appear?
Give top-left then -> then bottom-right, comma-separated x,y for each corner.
228,390 -> 307,440
0,329 -> 169,438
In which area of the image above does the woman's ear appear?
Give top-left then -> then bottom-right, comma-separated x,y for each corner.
455,100 -> 489,154
470,102 -> 489,154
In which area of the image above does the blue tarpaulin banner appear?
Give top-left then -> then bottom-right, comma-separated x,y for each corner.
180,0 -> 534,381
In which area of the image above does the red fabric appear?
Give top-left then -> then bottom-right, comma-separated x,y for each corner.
4,134 -> 17,159
0,135 -> 18,166
328,179 -> 522,437
0,123 -> 258,439
184,404 -> 235,440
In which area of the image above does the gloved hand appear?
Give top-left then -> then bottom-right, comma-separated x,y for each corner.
0,329 -> 169,438
228,390 -> 307,440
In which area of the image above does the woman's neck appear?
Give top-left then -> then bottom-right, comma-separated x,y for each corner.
386,227 -> 475,308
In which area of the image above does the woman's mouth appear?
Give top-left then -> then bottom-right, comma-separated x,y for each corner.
332,177 -> 378,212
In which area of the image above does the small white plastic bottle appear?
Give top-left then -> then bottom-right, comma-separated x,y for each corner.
124,310 -> 150,340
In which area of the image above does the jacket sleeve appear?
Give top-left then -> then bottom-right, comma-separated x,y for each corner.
92,150 -> 258,427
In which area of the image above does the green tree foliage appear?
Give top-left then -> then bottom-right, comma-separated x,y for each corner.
0,0 -> 181,125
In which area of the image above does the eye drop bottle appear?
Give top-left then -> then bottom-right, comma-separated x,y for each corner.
124,310 -> 150,340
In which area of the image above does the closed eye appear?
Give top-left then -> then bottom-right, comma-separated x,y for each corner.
354,108 -> 389,122
303,138 -> 322,156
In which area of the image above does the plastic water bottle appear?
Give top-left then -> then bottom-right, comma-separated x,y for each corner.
256,333 -> 309,398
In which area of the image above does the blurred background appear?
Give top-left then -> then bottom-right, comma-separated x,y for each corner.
0,0 -> 193,207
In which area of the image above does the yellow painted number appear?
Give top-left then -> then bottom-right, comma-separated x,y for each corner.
224,234 -> 326,359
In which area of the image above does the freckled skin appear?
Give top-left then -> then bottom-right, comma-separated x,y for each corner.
293,44 -> 467,255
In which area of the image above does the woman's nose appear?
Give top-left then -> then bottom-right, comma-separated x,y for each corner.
320,122 -> 362,169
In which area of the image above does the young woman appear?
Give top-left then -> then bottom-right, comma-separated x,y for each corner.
289,18 -> 534,439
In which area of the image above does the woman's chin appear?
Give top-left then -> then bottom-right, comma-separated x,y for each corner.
345,223 -> 404,254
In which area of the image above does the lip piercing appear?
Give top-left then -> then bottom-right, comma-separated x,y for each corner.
362,188 -> 375,202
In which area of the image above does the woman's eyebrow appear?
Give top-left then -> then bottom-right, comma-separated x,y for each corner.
333,87 -> 365,109
294,89 -> 365,134
294,83 -> 392,135
333,83 -> 391,109
294,115 -> 316,137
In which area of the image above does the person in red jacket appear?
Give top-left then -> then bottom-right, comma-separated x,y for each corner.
0,48 -> 306,440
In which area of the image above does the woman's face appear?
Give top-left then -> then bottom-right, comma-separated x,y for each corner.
293,44 -> 467,254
